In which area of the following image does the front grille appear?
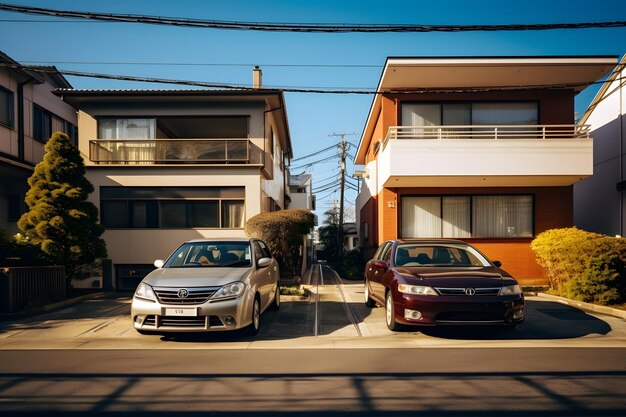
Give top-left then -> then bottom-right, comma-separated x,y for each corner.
159,316 -> 207,327
142,315 -> 224,328
435,287 -> 501,296
154,287 -> 218,305
436,311 -> 504,322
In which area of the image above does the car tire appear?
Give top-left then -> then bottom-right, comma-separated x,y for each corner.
245,296 -> 261,336
270,285 -> 280,310
364,280 -> 376,308
385,290 -> 401,331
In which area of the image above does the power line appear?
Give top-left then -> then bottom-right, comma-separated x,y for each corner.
1,4 -> 625,32
1,63 -> 622,95
290,154 -> 339,171
290,144 -> 338,162
16,60 -> 383,69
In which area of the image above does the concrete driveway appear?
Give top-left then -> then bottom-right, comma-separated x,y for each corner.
0,267 -> 625,350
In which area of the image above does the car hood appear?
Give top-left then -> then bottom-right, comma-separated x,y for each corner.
142,266 -> 253,288
393,266 -> 516,287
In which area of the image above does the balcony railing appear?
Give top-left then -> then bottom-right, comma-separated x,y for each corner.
382,124 -> 590,150
89,139 -> 263,165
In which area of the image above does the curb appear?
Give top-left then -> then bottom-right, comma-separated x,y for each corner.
537,292 -> 626,320
0,291 -> 106,322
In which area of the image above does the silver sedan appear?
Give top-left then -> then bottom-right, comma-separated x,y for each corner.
131,238 -> 280,335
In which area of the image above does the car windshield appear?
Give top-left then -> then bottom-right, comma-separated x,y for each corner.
164,241 -> 252,268
395,244 -> 491,267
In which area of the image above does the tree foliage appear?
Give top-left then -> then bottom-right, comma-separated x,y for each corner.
245,209 -> 315,278
17,132 -> 107,285
531,227 -> 626,304
317,206 -> 340,264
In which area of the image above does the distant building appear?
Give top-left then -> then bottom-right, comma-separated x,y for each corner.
574,55 -> 626,236
288,173 -> 316,210
0,51 -> 76,234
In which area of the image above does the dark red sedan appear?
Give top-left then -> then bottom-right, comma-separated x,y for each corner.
364,239 -> 525,330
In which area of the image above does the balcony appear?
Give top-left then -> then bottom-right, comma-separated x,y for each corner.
377,124 -> 592,187
89,139 -> 263,165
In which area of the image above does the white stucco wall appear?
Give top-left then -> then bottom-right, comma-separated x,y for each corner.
574,62 -> 626,236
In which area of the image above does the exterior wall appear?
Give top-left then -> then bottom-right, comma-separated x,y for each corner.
575,64 -> 626,236
360,185 -> 573,284
261,110 -> 286,209
0,68 -> 18,157
22,82 -> 77,165
87,167 -> 262,265
0,67 -> 76,234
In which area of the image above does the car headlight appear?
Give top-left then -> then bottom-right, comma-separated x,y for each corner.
135,283 -> 156,302
499,285 -> 522,296
211,281 -> 246,300
398,284 -> 439,296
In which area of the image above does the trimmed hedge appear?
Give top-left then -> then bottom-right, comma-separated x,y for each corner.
531,227 -> 626,305
245,209 -> 315,279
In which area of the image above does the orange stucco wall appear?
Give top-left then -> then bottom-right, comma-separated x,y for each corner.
362,186 -> 573,284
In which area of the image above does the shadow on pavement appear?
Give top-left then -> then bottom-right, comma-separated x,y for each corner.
400,299 -> 612,340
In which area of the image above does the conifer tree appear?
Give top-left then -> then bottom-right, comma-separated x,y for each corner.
18,132 -> 107,287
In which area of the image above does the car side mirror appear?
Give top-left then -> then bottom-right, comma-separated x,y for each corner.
372,260 -> 389,269
493,260 -> 502,268
257,257 -> 272,268
154,259 -> 164,269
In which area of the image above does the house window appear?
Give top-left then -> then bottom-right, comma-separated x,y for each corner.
401,195 -> 533,238
0,86 -> 14,128
98,118 -> 156,139
100,186 -> 245,229
401,102 -> 538,126
33,105 -> 76,143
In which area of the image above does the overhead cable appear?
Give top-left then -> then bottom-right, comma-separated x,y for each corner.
0,63 -> 622,95
0,4 -> 625,33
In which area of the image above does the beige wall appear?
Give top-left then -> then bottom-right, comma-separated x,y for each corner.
0,69 -> 18,157
261,110 -> 286,209
87,167 -> 264,264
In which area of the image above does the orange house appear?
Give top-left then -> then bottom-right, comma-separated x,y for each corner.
354,56 -> 617,285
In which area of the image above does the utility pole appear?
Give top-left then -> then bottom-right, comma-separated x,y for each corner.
330,132 -> 354,262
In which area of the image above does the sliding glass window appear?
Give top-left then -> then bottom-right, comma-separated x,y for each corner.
401,195 -> 533,238
0,87 -> 14,128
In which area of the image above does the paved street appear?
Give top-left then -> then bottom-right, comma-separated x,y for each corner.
0,264 -> 625,415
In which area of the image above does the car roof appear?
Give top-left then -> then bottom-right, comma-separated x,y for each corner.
394,239 -> 470,245
185,238 -> 253,243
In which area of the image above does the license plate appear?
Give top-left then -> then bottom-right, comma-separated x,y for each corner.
165,308 -> 197,317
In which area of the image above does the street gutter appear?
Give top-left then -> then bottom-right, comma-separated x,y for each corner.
537,292 -> 626,320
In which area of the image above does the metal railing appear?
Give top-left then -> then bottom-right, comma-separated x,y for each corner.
0,266 -> 66,313
89,138 -> 262,165
382,124 -> 590,149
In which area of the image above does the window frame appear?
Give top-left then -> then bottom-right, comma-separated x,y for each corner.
32,104 -> 76,143
399,194 -> 535,239
399,100 -> 540,126
100,187 -> 246,230
0,86 -> 14,129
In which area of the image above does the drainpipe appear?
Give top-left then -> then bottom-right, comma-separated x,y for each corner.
621,70 -> 624,236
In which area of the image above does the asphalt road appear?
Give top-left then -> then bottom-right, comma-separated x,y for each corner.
0,264 -> 625,415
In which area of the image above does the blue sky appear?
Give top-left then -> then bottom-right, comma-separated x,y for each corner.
1,0 -> 625,218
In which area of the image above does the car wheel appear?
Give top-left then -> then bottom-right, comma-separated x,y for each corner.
270,285 -> 280,310
245,296 -> 261,336
364,280 -> 376,308
385,291 -> 401,331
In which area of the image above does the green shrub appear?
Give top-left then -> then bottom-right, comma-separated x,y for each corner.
340,248 -> 365,280
531,227 -> 626,304
245,209 -> 315,279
